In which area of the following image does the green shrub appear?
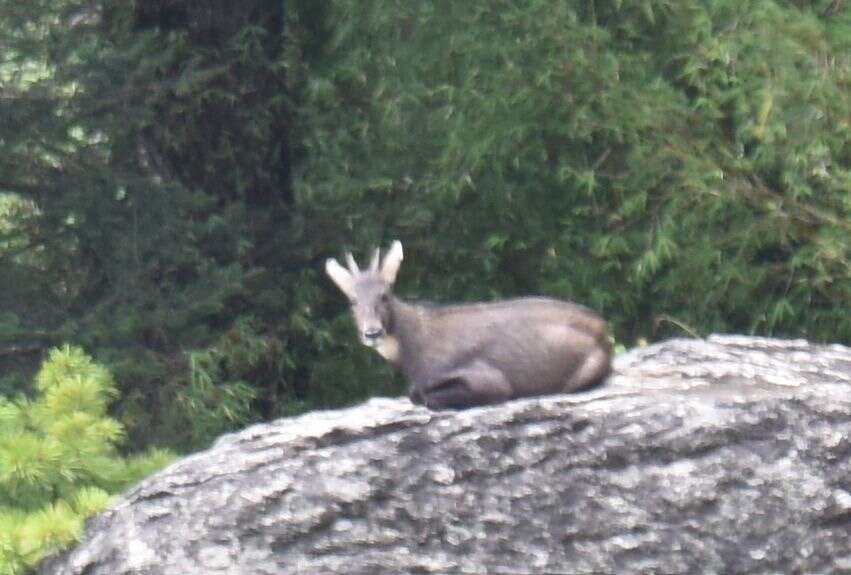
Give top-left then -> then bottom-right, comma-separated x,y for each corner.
0,346 -> 175,574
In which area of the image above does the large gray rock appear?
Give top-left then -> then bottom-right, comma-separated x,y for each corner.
40,335 -> 851,574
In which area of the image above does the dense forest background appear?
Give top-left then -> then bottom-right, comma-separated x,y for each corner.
1,0 -> 849,457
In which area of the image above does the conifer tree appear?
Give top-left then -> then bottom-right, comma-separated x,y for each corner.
0,346 -> 174,574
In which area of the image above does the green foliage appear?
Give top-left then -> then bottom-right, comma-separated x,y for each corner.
0,0 -> 848,453
292,0 -> 850,344
0,0 -> 280,449
174,318 -> 279,449
0,347 -> 175,574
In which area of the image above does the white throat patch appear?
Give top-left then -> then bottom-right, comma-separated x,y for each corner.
370,335 -> 400,363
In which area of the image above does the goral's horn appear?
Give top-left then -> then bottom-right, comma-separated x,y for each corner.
369,247 -> 381,272
345,252 -> 359,274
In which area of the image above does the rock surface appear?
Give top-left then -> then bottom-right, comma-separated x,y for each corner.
40,335 -> 851,574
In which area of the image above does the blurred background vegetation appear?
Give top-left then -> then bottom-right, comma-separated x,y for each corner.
1,0 -> 849,463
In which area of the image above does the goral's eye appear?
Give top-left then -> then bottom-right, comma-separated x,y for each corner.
380,293 -> 389,302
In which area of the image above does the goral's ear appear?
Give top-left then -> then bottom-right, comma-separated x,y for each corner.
380,240 -> 403,285
325,258 -> 356,299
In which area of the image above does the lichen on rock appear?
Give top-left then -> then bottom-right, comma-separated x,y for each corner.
40,335 -> 851,574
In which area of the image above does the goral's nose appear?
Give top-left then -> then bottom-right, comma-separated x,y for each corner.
364,327 -> 385,340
